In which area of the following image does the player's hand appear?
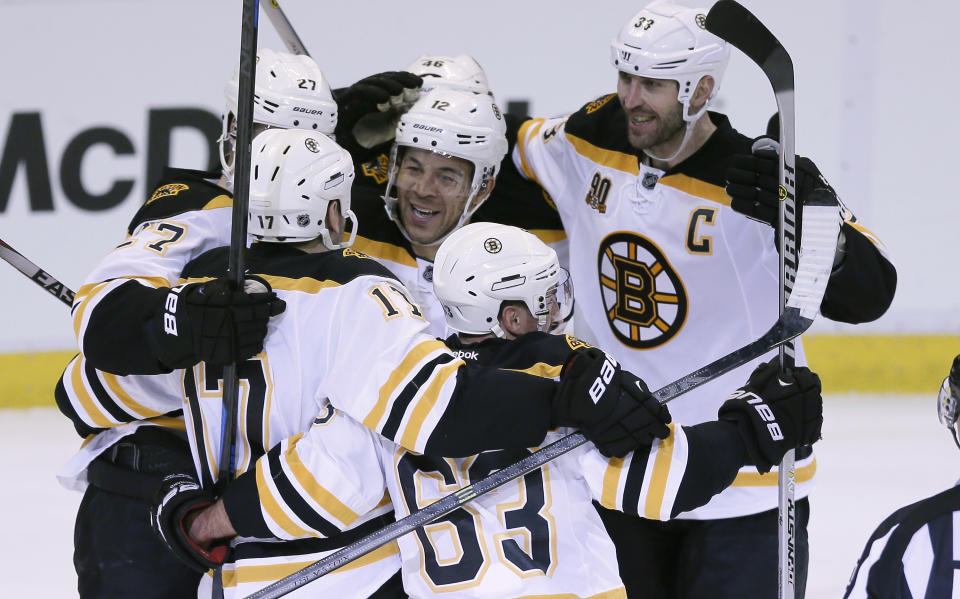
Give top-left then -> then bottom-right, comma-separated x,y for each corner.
724,137 -> 838,244
150,473 -> 228,573
148,275 -> 286,370
333,71 -> 423,155
554,348 -> 671,457
718,359 -> 823,473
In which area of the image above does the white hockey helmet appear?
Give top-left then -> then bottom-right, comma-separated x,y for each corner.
405,54 -> 493,96
220,49 -> 338,186
610,1 -> 730,122
383,89 -> 508,246
433,222 -> 571,337
247,128 -> 356,248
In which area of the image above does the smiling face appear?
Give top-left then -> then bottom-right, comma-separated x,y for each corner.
616,72 -> 686,153
395,147 -> 477,252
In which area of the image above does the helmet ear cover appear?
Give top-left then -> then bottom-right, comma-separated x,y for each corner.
247,128 -> 356,249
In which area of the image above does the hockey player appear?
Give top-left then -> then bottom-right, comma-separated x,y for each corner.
146,128 -> 668,598
334,58 -> 569,336
180,221 -> 824,598
57,50 -> 338,599
509,2 -> 898,597
844,355 -> 960,598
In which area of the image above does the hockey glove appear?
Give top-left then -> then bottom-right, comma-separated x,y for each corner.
718,359 -> 823,474
554,348 -> 671,458
147,275 -> 286,370
150,473 -> 228,573
724,137 -> 840,247
333,71 -> 423,156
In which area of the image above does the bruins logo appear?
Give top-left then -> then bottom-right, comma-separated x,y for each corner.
148,183 -> 188,204
597,232 -> 687,349
361,154 -> 390,185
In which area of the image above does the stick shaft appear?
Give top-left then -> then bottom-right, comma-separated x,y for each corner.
0,238 -> 75,307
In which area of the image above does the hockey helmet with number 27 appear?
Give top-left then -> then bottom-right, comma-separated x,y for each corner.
610,1 -> 730,122
220,49 -> 338,187
247,128 -> 356,249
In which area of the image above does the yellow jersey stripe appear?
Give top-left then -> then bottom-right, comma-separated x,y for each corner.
72,281 -> 112,338
400,358 -> 466,450
644,423 -> 676,520
70,357 -> 115,428
256,456 -> 313,539
516,118 -> 547,184
285,435 -> 361,526
203,195 -> 232,210
600,456 -> 625,509
365,339 -> 449,430
218,541 -> 401,587
506,362 -> 563,379
564,132 -> 639,176
731,457 -> 817,487
101,372 -> 164,418
658,175 -> 730,206
146,417 -> 187,431
351,236 -> 418,268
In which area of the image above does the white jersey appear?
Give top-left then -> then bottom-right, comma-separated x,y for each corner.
513,102 -> 816,519
229,400 -> 718,599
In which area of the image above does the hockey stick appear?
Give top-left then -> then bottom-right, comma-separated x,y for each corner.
213,1 -> 260,597
244,205 -> 840,599
0,237 -> 75,307
706,3 -> 815,597
262,0 -> 309,56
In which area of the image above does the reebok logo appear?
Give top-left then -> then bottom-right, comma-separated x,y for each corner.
453,350 -> 478,360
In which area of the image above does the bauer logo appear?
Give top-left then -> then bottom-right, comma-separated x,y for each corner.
412,124 -> 443,133
293,107 -> 325,114
597,232 -> 687,349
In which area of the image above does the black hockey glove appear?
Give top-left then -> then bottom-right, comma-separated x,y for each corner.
150,473 -> 228,573
333,71 -> 423,156
147,275 -> 286,370
718,359 -> 823,474
724,137 -> 839,247
554,348 -> 671,458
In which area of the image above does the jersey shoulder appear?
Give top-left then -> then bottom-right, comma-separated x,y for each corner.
127,168 -> 231,234
181,243 -> 400,289
563,93 -> 635,156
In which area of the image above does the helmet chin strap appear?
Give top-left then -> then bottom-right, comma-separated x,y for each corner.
641,120 -> 696,164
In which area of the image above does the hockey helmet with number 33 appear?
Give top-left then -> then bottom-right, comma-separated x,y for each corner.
383,89 -> 508,245
405,54 -> 493,96
433,222 -> 571,337
247,128 -> 356,248
220,49 -> 338,187
610,1 -> 730,122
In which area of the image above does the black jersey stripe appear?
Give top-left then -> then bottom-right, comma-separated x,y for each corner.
621,451 -> 651,517
83,361 -> 139,423
381,354 -> 456,441
182,367 -> 215,489
265,445 -> 342,538
55,365 -> 100,438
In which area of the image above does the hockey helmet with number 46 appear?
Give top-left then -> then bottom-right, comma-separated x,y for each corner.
610,1 -> 730,122
405,54 -> 493,96
433,222 -> 572,337
247,128 -> 356,248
